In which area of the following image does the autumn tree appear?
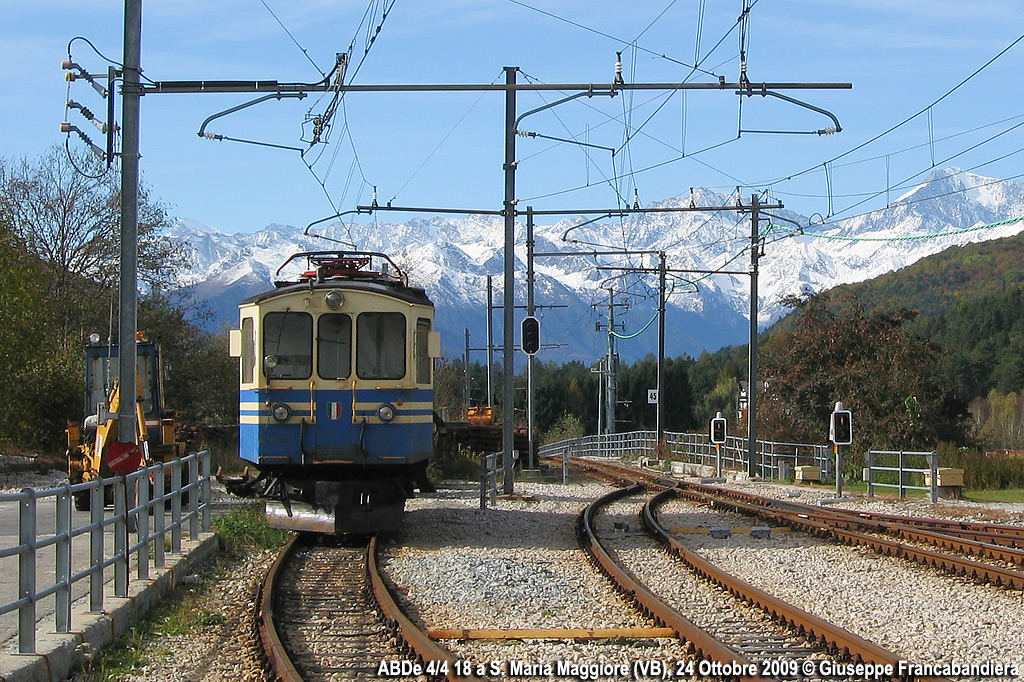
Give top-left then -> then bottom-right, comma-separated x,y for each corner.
0,214 -> 79,449
0,146 -> 179,339
760,292 -> 969,453
0,148 -> 198,449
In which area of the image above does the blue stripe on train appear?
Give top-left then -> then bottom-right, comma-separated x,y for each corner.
239,387 -> 433,466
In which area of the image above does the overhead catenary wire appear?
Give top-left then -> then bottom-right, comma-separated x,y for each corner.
783,169 -> 1024,233
754,30 -> 1024,189
825,121 -> 1024,220
257,0 -> 325,77
770,113 -> 1024,201
506,0 -> 724,79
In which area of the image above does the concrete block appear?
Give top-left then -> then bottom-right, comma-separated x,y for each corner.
32,633 -> 79,681
0,652 -> 50,682
795,465 -> 821,482
70,608 -> 114,658
750,526 -> 772,539
709,527 -> 731,539
924,468 -> 964,487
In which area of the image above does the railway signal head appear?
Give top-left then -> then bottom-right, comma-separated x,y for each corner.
830,404 -> 853,446
710,412 -> 727,445
521,316 -> 540,355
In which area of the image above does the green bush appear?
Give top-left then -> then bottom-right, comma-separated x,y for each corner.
937,443 -> 1024,490
542,413 -> 585,445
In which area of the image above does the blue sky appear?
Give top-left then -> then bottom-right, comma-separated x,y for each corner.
4,1 -> 1023,234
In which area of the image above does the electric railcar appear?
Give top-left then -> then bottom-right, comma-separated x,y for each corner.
227,251 -> 440,534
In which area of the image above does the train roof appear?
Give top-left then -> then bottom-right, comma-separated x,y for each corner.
240,278 -> 433,307
239,251 -> 433,308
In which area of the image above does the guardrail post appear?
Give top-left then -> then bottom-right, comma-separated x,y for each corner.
929,451 -> 939,504
153,462 -> 166,569
170,459 -> 182,554
55,483 -> 72,634
114,477 -> 128,598
201,450 -> 212,532
137,471 -> 150,581
479,455 -> 487,509
19,488 -> 37,654
490,453 -> 498,507
898,451 -> 906,499
866,451 -> 875,498
563,442 -> 570,484
89,482 -> 104,612
188,454 -> 200,540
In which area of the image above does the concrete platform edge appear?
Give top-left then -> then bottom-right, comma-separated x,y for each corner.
0,532 -> 220,682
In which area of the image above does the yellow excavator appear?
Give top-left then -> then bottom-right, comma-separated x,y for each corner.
65,338 -> 187,511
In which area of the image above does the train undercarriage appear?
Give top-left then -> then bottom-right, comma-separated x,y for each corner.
219,460 -> 433,534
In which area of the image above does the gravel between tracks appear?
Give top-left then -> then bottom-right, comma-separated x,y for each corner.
385,471 -> 1024,680
383,478 -> 696,674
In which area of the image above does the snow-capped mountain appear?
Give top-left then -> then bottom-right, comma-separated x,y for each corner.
167,168 -> 1024,362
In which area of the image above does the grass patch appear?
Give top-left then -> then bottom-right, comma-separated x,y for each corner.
73,505 -> 288,681
73,575 -> 232,681
963,488 -> 1024,503
428,446 -> 482,482
212,503 -> 291,552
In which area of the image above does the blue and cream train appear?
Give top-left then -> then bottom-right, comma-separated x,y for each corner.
227,251 -> 439,533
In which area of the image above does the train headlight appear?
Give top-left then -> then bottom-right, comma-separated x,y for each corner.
324,290 -> 345,310
264,354 -> 279,369
376,403 -> 397,423
271,403 -> 291,423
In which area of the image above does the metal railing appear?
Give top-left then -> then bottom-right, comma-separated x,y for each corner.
479,451 -> 505,508
0,450 -> 212,654
864,450 -> 940,503
538,430 -> 833,481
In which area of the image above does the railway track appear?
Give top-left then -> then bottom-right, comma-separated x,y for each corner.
258,534 -> 483,682
569,456 -> 1024,589
582,484 -> 918,681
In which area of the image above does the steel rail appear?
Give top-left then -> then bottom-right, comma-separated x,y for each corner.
677,483 -> 1024,567
257,534 -> 305,682
643,488 -> 904,667
259,535 -> 485,682
566,458 -> 1024,589
580,484 -> 766,682
676,484 -> 1024,590
785,504 -> 1024,567
367,536 -> 487,682
816,507 -> 1024,547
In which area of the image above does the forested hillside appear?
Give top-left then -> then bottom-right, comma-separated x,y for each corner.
791,231 -> 1024,402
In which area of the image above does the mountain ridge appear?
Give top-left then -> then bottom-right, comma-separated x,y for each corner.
167,167 -> 1024,362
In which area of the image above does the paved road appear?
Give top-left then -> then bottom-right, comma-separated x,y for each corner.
0,496 -> 188,652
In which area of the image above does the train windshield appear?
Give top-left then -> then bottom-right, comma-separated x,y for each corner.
263,311 -> 313,379
356,312 -> 406,380
317,314 -> 352,379
415,318 -> 432,385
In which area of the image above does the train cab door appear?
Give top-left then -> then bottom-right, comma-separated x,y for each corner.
313,311 -> 356,458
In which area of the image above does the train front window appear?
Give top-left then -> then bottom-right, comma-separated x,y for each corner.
356,312 -> 406,380
317,314 -> 352,379
263,311 -> 312,379
415,317 -> 432,385
241,317 -> 255,384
